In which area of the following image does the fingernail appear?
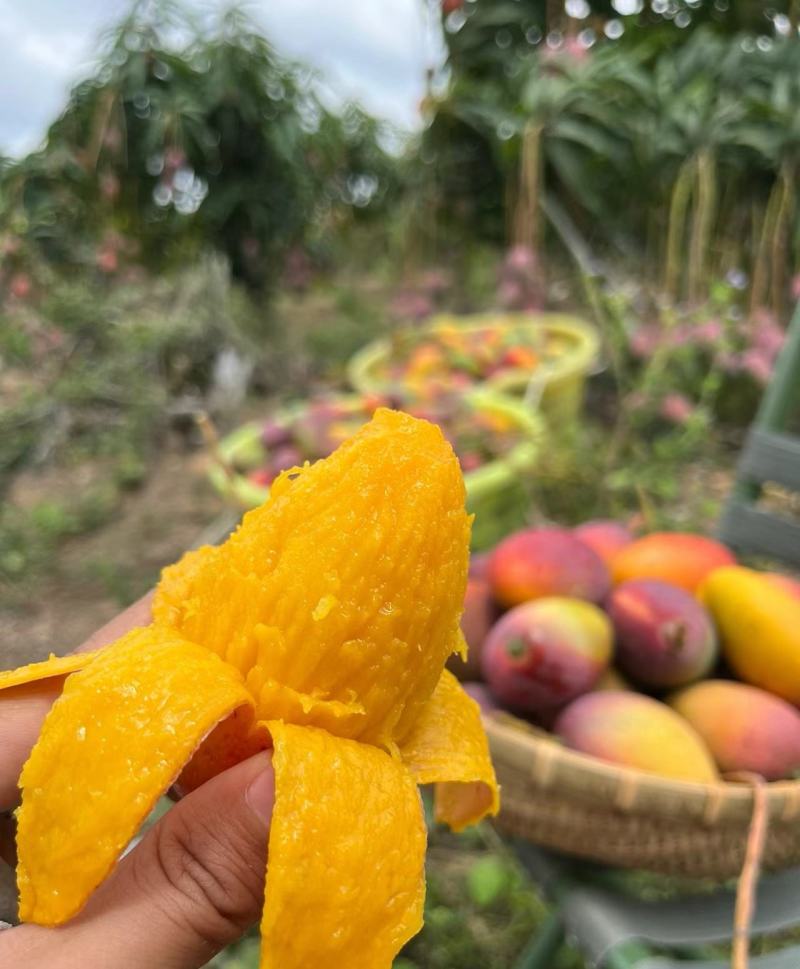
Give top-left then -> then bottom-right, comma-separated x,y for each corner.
245,754 -> 275,824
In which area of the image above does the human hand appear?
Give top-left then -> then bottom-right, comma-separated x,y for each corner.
0,595 -> 275,969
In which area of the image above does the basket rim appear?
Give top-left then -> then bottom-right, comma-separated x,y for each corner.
347,312 -> 599,397
207,390 -> 544,509
486,714 -> 800,825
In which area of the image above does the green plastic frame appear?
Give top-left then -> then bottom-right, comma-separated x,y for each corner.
207,391 -> 543,549
347,312 -> 599,423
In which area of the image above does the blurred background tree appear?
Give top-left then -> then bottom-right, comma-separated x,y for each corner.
0,0 -> 400,294
419,0 -> 800,312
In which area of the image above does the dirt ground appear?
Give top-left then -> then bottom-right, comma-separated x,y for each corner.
0,443 -> 238,671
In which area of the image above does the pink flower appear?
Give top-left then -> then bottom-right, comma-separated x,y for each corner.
563,36 -> 590,61
792,274 -> 800,301
660,393 -> 695,425
629,326 -> 661,358
9,273 -> 32,300
504,245 -> 537,274
692,318 -> 723,346
390,291 -> 433,322
96,248 -> 119,274
741,348 -> 772,385
751,320 -> 785,358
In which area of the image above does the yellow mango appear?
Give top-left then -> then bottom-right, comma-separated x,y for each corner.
700,566 -> 800,703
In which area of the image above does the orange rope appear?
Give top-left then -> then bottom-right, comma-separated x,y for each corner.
729,772 -> 769,969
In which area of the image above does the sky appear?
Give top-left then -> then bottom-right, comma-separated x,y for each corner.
0,0 -> 445,157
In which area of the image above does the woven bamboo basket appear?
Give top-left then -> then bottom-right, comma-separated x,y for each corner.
486,714 -> 800,879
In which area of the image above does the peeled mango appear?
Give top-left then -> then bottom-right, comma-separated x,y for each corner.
700,565 -> 800,704
0,409 -> 499,969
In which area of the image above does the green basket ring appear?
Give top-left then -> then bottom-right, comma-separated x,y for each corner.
207,391 -> 543,550
347,312 -> 600,424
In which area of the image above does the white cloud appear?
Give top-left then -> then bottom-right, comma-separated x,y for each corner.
0,0 -> 445,157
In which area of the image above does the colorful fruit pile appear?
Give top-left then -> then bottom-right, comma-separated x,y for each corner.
452,522 -> 800,784
240,394 -> 526,491
377,322 -> 562,396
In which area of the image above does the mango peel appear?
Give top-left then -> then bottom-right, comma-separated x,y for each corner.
1,408 -> 499,968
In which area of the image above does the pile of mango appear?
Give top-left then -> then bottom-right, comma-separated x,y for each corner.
453,523 -> 800,784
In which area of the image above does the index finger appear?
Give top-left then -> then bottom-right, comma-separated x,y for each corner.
0,592 -> 154,812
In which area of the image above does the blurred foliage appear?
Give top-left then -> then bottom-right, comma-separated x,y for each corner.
421,1 -> 800,314
207,822 -> 582,969
0,490 -> 118,585
0,0 -> 401,293
437,0 -> 795,76
0,253 -> 256,485
0,252 -> 401,588
0,254 -> 251,585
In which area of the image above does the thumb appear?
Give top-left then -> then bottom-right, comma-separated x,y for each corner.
8,752 -> 275,969
94,750 -> 274,968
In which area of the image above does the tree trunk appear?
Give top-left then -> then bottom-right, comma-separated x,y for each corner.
770,159 -> 796,320
750,176 -> 783,318
664,158 -> 694,302
513,121 -> 543,253
687,148 -> 717,305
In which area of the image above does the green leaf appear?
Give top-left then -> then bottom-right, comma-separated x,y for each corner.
467,856 -> 512,908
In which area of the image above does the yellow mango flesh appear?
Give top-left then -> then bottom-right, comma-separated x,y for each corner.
16,627 -> 253,925
5,408 -> 497,969
700,565 -> 800,704
154,408 -> 471,748
262,722 -> 426,968
400,669 -> 499,831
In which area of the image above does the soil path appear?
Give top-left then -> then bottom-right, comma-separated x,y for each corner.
1,445 -> 235,670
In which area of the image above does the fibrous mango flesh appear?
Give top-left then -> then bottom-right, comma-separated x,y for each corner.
0,408 -> 499,969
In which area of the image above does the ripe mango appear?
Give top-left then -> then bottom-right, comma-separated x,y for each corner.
555,691 -> 718,783
607,579 -> 717,688
671,680 -> 800,781
611,533 -> 735,593
592,667 -> 632,692
480,597 -> 612,718
700,566 -> 800,704
488,527 -> 611,608
766,573 -> 800,602
573,519 -> 634,566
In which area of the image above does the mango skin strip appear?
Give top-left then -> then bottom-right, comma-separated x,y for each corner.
0,652 -> 100,692
260,721 -> 427,969
16,626 -> 253,925
400,670 -> 500,832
